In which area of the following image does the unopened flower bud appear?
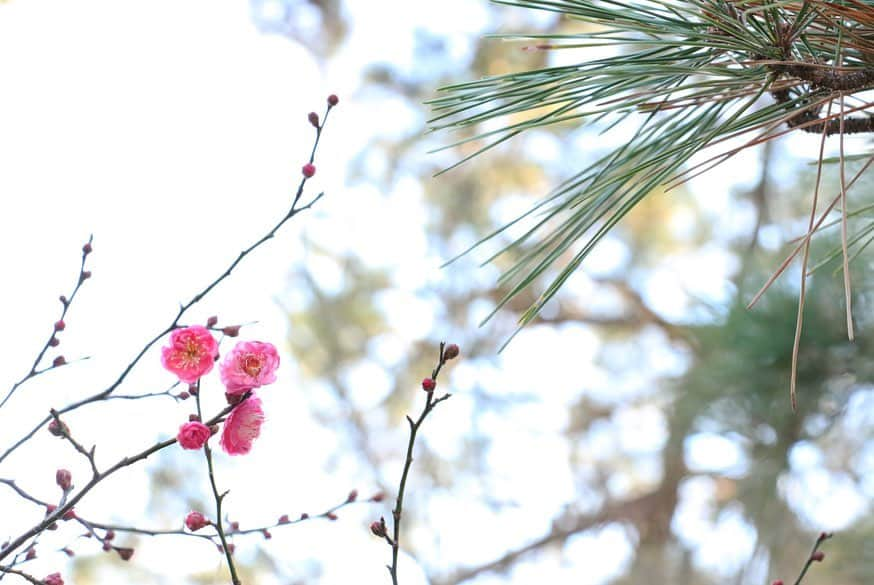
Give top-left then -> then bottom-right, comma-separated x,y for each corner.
443,343 -> 460,360
771,580 -> 784,585
185,511 -> 210,532
206,316 -> 218,328
347,489 -> 358,503
105,529 -> 115,541
422,378 -> 435,392
369,492 -> 385,502
116,547 -> 134,561
52,356 -> 66,367
302,163 -> 316,178
326,512 -> 338,521
49,337 -> 60,347
25,548 -> 36,560
278,514 -> 290,524
222,325 -> 240,337
80,271 -> 91,283
59,295 -> 68,306
83,242 -> 93,255
188,414 -> 201,422
308,112 -> 320,127
178,391 -> 190,400
230,521 -> 239,532
43,573 -> 64,585
48,419 -> 69,437
62,508 -> 76,521
62,547 -> 74,557
811,551 -> 825,562
262,529 -> 272,539
102,540 -> 112,552
188,384 -> 198,396
300,513 -> 309,520
54,320 -> 65,332
327,94 -> 339,107
370,518 -> 387,537
56,469 -> 72,491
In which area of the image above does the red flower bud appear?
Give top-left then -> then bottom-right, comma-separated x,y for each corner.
48,419 -> 69,437
43,573 -> 64,585
117,547 -> 134,561
327,94 -> 339,107
54,320 -> 65,332
302,163 -> 316,178
771,581 -> 784,585
178,391 -> 190,400
347,489 -> 358,503
52,356 -> 66,367
206,316 -> 218,328
811,551 -> 825,562
102,540 -> 112,552
262,529 -> 272,539
222,325 -> 240,337
59,295 -> 68,306
308,112 -> 320,127
25,548 -> 36,560
422,378 -> 435,392
49,337 -> 60,347
369,492 -> 385,502
300,513 -> 309,520
443,343 -> 460,360
185,511 -> 210,532
83,242 -> 93,255
80,270 -> 91,282
230,521 -> 239,532
62,508 -> 76,521
105,529 -> 115,541
56,469 -> 72,491
326,512 -> 338,521
62,547 -> 74,557
370,520 -> 387,537
188,414 -> 201,422
278,514 -> 290,524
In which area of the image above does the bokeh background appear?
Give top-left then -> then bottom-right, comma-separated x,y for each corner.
0,1 -> 871,584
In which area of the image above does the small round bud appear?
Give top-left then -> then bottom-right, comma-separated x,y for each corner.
59,295 -> 68,306
104,529 -> 115,541
48,419 -> 69,437
188,384 -> 198,396
370,520 -> 387,537
62,547 -> 74,557
278,514 -> 290,524
308,112 -> 320,127
117,547 -> 134,561
54,320 -> 66,332
178,391 -> 190,400
83,242 -> 93,255
56,469 -> 72,491
43,573 -> 64,585
811,551 -> 825,562
222,325 -> 240,337
771,580 -> 784,585
26,548 -> 36,560
443,344 -> 460,360
80,270 -> 92,282
422,378 -> 436,392
262,529 -> 272,539
102,540 -> 112,552
52,356 -> 66,367
327,94 -> 339,106
206,316 -> 218,328
369,492 -> 385,502
302,163 -> 316,178
49,337 -> 60,347
230,521 -> 239,532
185,511 -> 210,532
326,512 -> 338,521
188,414 -> 201,422
300,513 -> 309,520
62,508 -> 76,521
346,489 -> 358,503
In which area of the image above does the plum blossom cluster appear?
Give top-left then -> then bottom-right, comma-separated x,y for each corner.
162,326 -> 279,456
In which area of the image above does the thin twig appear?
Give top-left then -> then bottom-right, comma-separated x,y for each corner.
792,532 -> 832,585
381,342 -> 456,585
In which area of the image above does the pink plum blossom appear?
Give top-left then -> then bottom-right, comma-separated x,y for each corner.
185,511 -> 209,531
161,326 -> 219,384
220,396 -> 264,455
177,421 -> 211,450
219,341 -> 279,395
